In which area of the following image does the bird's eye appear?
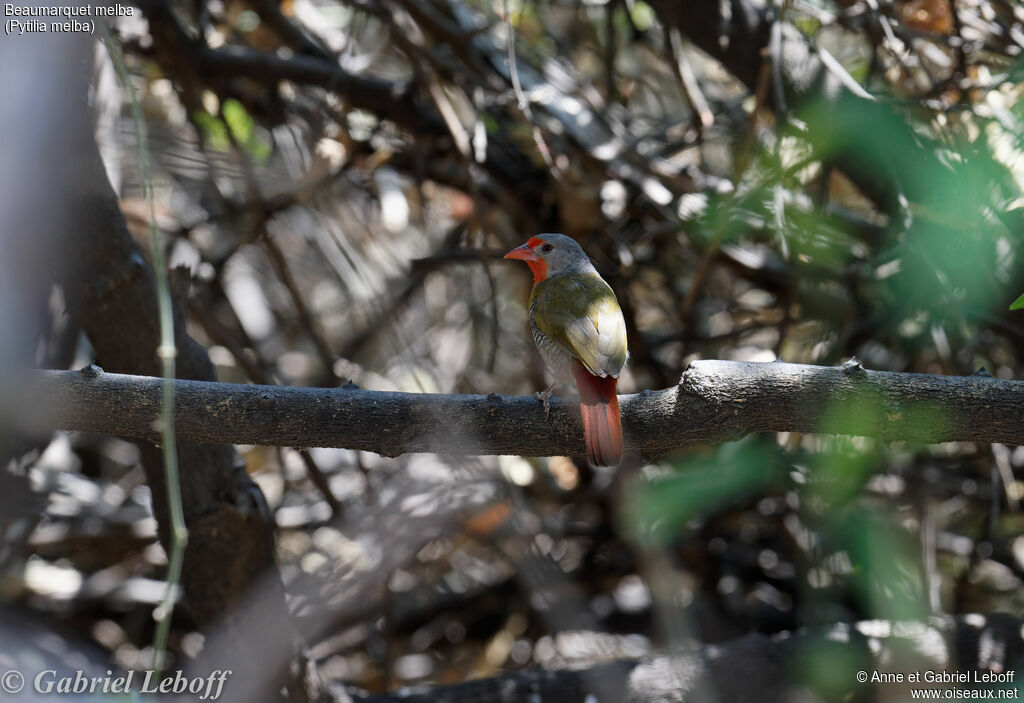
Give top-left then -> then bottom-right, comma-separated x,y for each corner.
541,243 -> 554,253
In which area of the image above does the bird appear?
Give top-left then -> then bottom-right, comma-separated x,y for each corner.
504,233 -> 628,467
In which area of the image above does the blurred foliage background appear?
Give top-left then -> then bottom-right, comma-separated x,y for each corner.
6,0 -> 1024,699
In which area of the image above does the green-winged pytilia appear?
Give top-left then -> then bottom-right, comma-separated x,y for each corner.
504,233 -> 628,467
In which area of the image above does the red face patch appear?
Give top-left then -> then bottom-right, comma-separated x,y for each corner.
526,257 -> 548,284
526,237 -> 551,283
505,237 -> 550,284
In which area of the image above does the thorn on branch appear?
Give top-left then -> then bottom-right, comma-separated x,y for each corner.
840,356 -> 867,375
485,393 -> 504,414
342,380 -> 361,390
974,367 -> 993,377
79,363 -> 104,378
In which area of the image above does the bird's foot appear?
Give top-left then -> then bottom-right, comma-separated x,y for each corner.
535,384 -> 557,420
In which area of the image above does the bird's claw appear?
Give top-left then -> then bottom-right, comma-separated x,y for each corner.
535,387 -> 554,421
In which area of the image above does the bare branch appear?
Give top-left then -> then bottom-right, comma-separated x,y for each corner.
19,360 -> 1024,459
199,45 -> 414,118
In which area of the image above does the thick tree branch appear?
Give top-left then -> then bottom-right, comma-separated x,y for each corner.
21,360 -> 1024,458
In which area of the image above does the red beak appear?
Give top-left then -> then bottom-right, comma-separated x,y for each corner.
503,244 -> 538,262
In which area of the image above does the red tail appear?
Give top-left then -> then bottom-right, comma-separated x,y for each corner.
572,363 -> 623,467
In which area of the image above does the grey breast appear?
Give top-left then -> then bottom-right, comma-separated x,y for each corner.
529,316 -> 576,382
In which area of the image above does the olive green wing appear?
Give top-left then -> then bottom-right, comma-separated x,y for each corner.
531,273 -> 628,377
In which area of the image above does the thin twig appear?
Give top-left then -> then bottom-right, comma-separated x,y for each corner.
99,23 -> 188,673
501,0 -> 561,178
680,47 -> 773,323
668,27 -> 714,129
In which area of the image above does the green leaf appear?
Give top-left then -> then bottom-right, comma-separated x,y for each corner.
624,438 -> 788,547
1010,292 -> 1024,310
223,99 -> 254,145
192,110 -> 230,152
628,1 -> 654,31
195,99 -> 268,162
793,16 -> 821,37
